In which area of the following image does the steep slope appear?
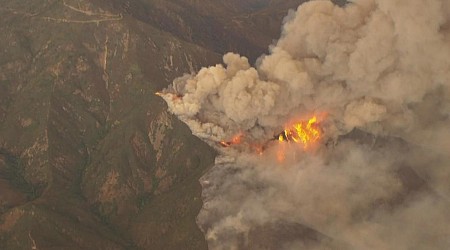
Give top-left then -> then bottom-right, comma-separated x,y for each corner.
0,0 -> 306,249
106,0 -> 309,61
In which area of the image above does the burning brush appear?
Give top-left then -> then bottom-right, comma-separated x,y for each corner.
273,116 -> 321,148
219,116 -> 322,153
219,133 -> 244,147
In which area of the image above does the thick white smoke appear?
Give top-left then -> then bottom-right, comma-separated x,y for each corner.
159,0 -> 450,249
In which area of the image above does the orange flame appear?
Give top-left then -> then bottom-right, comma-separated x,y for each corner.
277,145 -> 286,162
219,133 -> 243,147
278,116 -> 321,148
275,116 -> 321,163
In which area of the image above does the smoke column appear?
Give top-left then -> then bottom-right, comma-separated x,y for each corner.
158,0 -> 450,249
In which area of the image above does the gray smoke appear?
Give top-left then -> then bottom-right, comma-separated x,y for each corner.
159,0 -> 450,249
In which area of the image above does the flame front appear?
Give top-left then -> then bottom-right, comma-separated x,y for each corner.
220,133 -> 243,147
278,116 -> 321,148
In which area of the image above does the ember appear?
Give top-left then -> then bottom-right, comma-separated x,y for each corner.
219,133 -> 243,147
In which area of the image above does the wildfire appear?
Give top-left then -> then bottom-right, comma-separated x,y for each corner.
277,116 -> 321,148
217,116 -> 322,163
155,92 -> 183,101
219,133 -> 243,147
273,116 -> 322,163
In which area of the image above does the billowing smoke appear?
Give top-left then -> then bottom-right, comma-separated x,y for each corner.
158,0 -> 450,249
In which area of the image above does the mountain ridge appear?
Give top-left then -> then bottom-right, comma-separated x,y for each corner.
0,0 -> 311,248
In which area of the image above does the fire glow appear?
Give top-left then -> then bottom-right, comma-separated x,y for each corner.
155,92 -> 183,101
219,133 -> 243,147
278,116 -> 321,148
275,116 -> 321,162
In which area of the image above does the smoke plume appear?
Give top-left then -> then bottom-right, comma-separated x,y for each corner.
159,0 -> 450,249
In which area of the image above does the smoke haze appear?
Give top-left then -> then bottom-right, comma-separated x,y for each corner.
159,0 -> 450,249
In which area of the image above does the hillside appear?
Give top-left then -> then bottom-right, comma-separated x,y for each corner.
0,0 -> 309,249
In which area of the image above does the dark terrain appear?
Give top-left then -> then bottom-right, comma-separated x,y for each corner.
0,0 -> 310,249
